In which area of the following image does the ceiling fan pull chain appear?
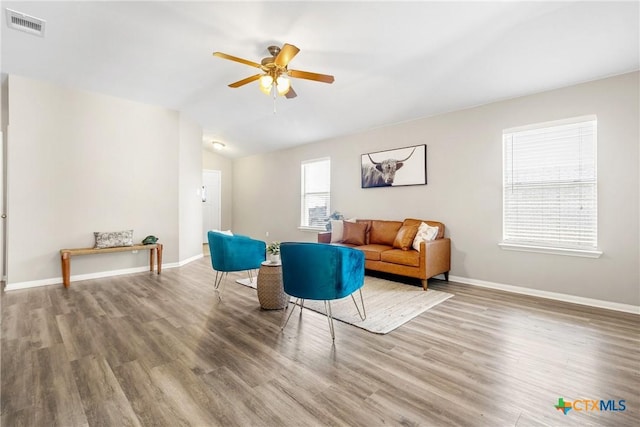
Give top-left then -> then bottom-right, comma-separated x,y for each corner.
272,85 -> 277,114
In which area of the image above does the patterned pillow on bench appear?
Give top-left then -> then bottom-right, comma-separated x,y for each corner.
94,230 -> 134,249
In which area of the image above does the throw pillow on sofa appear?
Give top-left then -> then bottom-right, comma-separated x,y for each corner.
412,222 -> 439,251
342,221 -> 368,245
393,225 -> 419,251
329,218 -> 357,243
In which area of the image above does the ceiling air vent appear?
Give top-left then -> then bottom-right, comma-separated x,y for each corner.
6,8 -> 46,37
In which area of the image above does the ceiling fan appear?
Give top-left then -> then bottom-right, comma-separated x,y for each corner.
212,43 -> 335,99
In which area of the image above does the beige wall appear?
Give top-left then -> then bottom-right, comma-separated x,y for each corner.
179,116 -> 203,261
1,75 -> 7,280
6,75 -> 202,286
203,148 -> 233,231
5,72 -> 637,304
234,72 -> 639,306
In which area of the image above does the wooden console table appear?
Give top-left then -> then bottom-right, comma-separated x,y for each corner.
59,243 -> 163,288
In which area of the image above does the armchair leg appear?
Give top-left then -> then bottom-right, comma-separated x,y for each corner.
213,271 -> 228,300
324,300 -> 336,341
214,271 -> 226,289
281,298 -> 301,331
350,288 -> 366,321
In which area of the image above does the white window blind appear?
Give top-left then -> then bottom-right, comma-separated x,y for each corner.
502,116 -> 598,253
300,158 -> 330,229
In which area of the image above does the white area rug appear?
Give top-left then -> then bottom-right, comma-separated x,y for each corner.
236,275 -> 453,334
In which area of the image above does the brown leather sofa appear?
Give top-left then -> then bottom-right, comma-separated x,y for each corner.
318,218 -> 450,290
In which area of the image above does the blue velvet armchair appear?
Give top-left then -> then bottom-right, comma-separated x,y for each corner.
207,231 -> 266,298
280,242 -> 366,340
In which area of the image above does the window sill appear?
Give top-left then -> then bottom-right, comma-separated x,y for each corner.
498,242 -> 602,258
298,226 -> 326,233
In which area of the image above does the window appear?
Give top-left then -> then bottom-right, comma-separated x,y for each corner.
501,116 -> 601,257
300,158 -> 330,229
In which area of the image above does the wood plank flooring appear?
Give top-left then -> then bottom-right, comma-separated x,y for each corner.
1,257 -> 639,426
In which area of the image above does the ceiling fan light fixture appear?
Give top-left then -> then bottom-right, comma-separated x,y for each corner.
259,74 -> 274,95
214,42 -> 334,101
276,75 -> 290,95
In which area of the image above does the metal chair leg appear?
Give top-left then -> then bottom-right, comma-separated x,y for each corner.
350,288 -> 367,321
281,298 -> 300,331
213,271 -> 228,300
281,298 -> 337,341
324,300 -> 335,341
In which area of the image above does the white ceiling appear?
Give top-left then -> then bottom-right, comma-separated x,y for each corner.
2,1 -> 638,158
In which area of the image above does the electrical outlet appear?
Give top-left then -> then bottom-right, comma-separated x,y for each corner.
132,250 -> 138,254
265,231 -> 269,237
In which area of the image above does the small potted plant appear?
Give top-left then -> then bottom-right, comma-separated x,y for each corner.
266,241 -> 281,264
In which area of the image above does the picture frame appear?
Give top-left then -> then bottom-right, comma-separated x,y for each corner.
361,144 -> 427,188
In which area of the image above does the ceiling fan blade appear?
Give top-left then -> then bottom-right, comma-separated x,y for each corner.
289,69 -> 335,84
213,52 -> 261,68
285,86 -> 297,99
274,43 -> 300,67
228,74 -> 261,88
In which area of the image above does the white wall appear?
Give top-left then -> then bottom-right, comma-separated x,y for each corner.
233,72 -> 639,306
178,116 -> 203,262
203,148 -> 233,231
1,75 -> 7,281
6,75 -> 202,287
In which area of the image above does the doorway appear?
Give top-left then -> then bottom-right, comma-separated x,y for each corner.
202,170 -> 221,243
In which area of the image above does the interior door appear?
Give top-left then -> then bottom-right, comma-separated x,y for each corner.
202,170 -> 221,243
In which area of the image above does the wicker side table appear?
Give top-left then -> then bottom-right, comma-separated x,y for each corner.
257,261 -> 288,310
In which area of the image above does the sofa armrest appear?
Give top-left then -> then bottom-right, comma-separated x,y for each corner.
318,232 -> 332,243
423,238 -> 451,278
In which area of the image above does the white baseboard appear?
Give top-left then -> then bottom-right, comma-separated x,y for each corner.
5,265 -> 154,291
4,253 -> 205,291
177,253 -> 203,267
448,275 -> 640,315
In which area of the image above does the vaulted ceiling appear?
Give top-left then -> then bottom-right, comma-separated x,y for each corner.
2,1 -> 638,158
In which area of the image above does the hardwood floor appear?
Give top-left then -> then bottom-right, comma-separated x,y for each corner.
1,258 -> 638,426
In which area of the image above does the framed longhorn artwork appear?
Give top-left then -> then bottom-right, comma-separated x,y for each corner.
361,144 -> 427,188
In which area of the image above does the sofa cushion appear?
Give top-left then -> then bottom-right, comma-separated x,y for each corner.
342,221 -> 368,246
393,225 -> 419,251
403,218 -> 445,239
356,220 -> 372,244
356,244 -> 392,261
330,218 -> 357,243
412,222 -> 439,251
380,248 -> 420,267
369,220 -> 403,246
